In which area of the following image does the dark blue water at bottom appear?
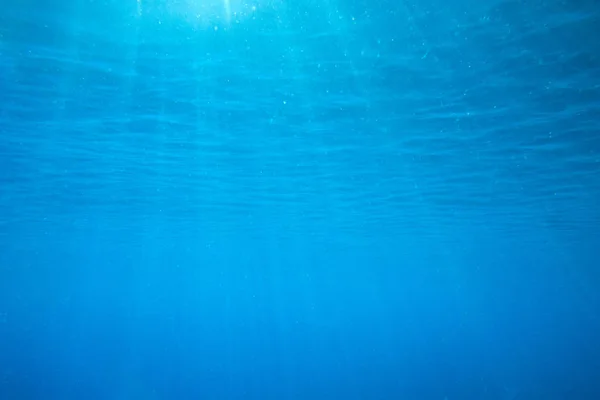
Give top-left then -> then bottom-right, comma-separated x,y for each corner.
1,0 -> 600,399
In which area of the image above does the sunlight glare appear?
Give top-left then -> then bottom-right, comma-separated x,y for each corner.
136,0 -> 282,29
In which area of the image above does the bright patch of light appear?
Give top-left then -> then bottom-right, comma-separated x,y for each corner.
137,0 -> 282,29
223,0 -> 232,23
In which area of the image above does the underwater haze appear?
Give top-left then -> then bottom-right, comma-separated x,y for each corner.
1,0 -> 600,399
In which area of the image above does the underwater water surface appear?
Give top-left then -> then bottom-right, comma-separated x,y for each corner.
1,0 -> 600,399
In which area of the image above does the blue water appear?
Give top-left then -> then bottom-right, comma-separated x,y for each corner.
1,0 -> 600,398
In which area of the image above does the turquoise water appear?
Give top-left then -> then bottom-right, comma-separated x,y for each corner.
1,0 -> 600,399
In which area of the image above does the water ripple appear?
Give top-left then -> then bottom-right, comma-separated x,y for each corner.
1,0 -> 599,249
